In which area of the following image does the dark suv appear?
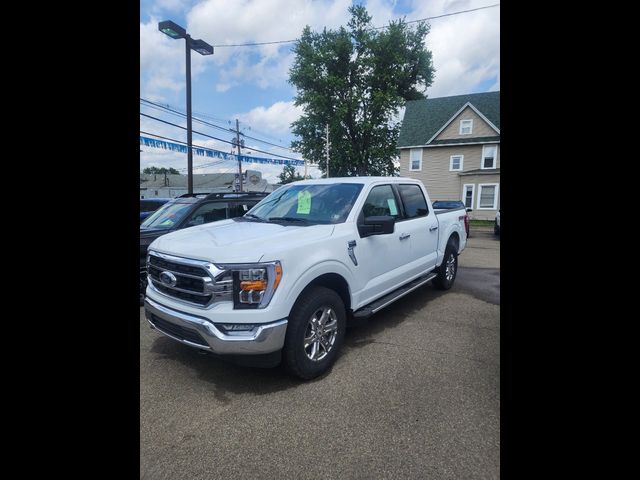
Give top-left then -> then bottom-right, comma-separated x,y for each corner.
140,191 -> 269,303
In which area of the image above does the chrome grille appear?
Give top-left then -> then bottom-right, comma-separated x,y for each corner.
147,251 -> 232,308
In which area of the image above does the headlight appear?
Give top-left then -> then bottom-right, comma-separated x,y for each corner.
215,261 -> 282,309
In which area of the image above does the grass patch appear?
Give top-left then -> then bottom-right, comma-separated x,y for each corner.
469,219 -> 495,227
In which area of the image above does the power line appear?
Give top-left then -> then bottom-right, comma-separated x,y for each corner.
139,113 -> 303,161
211,3 -> 500,47
141,97 -> 296,152
141,98 -> 233,135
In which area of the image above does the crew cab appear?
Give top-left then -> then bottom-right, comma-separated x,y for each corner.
144,177 -> 467,379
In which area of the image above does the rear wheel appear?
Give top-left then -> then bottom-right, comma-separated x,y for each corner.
283,286 -> 346,380
432,244 -> 458,290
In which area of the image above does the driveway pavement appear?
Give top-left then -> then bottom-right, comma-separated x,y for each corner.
140,232 -> 500,479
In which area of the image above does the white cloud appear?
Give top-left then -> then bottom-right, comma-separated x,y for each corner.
141,0 -> 499,98
154,0 -> 191,12
185,0 -> 352,90
405,0 -> 500,97
236,101 -> 303,136
140,17 -> 212,98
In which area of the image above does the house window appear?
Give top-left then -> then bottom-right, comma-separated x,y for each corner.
450,155 -> 464,171
459,119 -> 473,135
409,148 -> 422,171
477,183 -> 499,210
482,145 -> 497,169
462,184 -> 475,209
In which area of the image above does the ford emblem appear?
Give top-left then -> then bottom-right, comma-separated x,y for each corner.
159,271 -> 177,287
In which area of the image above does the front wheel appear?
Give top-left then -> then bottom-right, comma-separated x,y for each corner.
283,286 -> 346,380
432,244 -> 458,290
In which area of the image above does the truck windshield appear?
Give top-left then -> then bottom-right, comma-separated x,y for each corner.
246,183 -> 364,225
140,201 -> 194,230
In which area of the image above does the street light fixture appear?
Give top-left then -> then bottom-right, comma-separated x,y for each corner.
158,20 -> 214,195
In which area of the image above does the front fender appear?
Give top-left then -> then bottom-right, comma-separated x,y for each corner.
282,260 -> 355,314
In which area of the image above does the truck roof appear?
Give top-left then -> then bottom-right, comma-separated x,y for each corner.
291,176 -> 422,186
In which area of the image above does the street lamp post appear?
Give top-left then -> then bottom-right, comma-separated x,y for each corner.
158,20 -> 213,195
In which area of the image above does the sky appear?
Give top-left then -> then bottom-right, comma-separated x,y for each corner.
140,0 -> 500,182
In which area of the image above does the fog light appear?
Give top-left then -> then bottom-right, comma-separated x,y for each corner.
217,323 -> 257,334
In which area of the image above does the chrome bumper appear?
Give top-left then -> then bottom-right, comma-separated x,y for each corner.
144,297 -> 288,355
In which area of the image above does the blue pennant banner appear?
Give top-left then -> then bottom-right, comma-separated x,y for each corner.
140,135 -> 305,166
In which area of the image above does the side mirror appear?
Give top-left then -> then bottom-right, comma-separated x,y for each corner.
466,208 -> 473,212
358,215 -> 395,237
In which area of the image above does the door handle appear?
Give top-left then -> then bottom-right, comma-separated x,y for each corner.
429,226 -> 438,232
399,233 -> 410,240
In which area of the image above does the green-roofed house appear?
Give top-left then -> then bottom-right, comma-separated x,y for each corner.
398,91 -> 500,220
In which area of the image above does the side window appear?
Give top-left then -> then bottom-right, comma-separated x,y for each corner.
228,202 -> 254,218
140,200 -> 154,212
398,184 -> 429,219
361,185 -> 401,219
186,202 -> 229,226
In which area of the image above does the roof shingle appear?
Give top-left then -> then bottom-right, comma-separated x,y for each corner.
398,91 -> 500,148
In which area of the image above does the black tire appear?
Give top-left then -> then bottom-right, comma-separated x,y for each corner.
140,274 -> 148,306
283,286 -> 346,380
432,243 -> 458,290
494,224 -> 500,235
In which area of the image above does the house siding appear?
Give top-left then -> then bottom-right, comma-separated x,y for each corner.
459,174 -> 500,220
434,106 -> 498,141
400,144 -> 500,220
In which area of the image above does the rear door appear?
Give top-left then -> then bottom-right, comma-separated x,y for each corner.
395,183 -> 439,274
182,201 -> 230,228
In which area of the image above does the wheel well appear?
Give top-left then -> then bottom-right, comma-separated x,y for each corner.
448,232 -> 460,252
301,273 -> 351,313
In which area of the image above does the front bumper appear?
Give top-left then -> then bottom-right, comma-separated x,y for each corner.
144,297 -> 288,355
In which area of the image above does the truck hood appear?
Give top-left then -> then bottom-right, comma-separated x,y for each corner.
149,218 -> 335,264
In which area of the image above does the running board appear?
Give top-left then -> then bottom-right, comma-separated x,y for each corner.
353,272 -> 438,319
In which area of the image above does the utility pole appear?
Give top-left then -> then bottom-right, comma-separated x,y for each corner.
304,158 -> 308,179
185,37 -> 193,194
325,123 -> 330,178
235,118 -> 243,192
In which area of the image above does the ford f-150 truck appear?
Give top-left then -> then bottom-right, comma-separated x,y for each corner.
144,177 -> 467,379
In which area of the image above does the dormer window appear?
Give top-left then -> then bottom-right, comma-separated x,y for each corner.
459,119 -> 473,135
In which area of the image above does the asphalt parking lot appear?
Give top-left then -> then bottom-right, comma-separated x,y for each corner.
140,229 -> 500,479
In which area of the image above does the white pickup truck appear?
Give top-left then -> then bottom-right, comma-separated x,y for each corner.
144,177 -> 467,379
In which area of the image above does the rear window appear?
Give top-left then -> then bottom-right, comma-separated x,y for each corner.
140,200 -> 158,212
432,201 -> 463,209
398,184 -> 429,219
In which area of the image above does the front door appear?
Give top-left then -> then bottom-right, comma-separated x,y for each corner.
354,184 -> 410,306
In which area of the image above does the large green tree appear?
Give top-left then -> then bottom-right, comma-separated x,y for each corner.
142,166 -> 180,175
289,5 -> 434,177
278,164 -> 305,184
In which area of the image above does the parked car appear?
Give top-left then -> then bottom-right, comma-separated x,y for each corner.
143,177 -> 467,379
432,200 -> 471,238
140,198 -> 171,223
140,191 -> 269,304
494,209 -> 500,235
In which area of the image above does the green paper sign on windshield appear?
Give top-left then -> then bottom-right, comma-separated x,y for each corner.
297,190 -> 311,214
387,198 -> 398,216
